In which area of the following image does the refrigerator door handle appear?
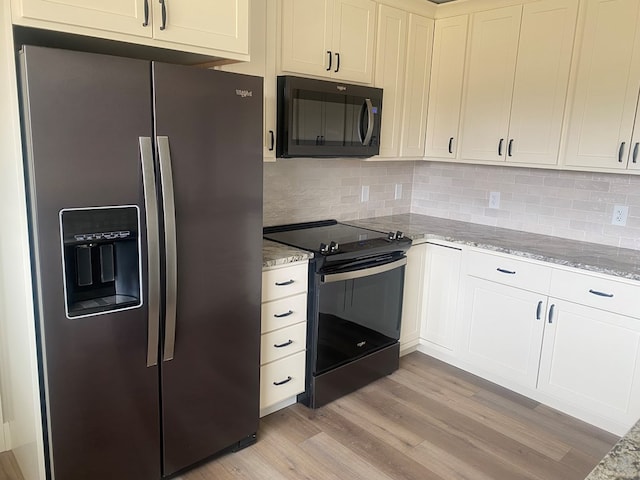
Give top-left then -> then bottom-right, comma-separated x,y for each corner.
157,136 -> 178,362
139,137 -> 161,367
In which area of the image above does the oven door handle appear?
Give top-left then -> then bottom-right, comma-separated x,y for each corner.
322,257 -> 407,283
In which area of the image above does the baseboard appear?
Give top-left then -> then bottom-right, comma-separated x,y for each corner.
260,396 -> 297,418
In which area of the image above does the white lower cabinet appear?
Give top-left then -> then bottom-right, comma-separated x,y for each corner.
461,277 -> 547,389
260,261 -> 308,416
454,247 -> 640,435
402,242 -> 462,358
538,299 -> 640,431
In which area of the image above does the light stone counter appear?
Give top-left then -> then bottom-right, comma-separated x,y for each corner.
345,213 -> 640,281
585,419 -> 640,480
262,239 -> 313,269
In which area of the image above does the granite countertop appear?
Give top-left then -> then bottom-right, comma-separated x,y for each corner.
263,239 -> 313,268
345,213 -> 640,281
585,419 -> 640,480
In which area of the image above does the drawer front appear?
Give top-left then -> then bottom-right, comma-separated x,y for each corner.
261,293 -> 307,334
261,322 -> 307,365
260,351 -> 306,409
467,250 -> 551,294
550,269 -> 640,319
262,262 -> 308,302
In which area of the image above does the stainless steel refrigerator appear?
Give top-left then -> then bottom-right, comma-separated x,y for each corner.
19,46 -> 263,479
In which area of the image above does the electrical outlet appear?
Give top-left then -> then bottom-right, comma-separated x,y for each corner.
361,185 -> 369,202
489,191 -> 501,209
395,184 -> 402,200
612,205 -> 629,226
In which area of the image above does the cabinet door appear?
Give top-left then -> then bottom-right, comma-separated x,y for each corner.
507,0 -> 578,165
374,5 -> 407,158
420,244 -> 462,352
331,0 -> 376,83
219,0 -> 276,160
563,0 -> 640,169
461,277 -> 546,389
281,0 -> 333,77
459,5 -> 522,162
151,0 -> 248,54
538,299 -> 640,431
400,244 -> 427,352
424,15 -> 468,159
630,102 -> 640,171
400,14 -> 434,158
13,0 -> 151,37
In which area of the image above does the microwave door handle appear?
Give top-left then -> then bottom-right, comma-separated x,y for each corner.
362,98 -> 374,146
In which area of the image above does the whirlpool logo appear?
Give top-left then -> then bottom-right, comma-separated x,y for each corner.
235,89 -> 253,98
337,85 -> 347,92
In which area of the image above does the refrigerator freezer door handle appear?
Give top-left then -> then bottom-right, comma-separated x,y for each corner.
157,136 -> 177,362
139,137 -> 161,367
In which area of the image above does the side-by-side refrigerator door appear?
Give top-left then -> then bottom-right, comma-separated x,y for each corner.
19,46 -> 161,480
152,63 -> 263,476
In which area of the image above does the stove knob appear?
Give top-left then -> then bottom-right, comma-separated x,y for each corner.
329,241 -> 339,253
387,231 -> 396,240
396,231 -> 404,240
319,242 -> 329,254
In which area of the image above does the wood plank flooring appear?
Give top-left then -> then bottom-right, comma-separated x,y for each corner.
179,352 -> 619,480
0,352 -> 619,480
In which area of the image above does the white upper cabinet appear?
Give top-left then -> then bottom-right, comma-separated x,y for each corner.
219,0 -> 277,161
280,0 -> 376,84
400,13 -> 434,158
13,0 -> 151,37
460,0 -> 578,165
374,5 -> 407,158
460,5 -> 522,162
11,0 -> 249,57
563,0 -> 640,171
424,15 -> 468,159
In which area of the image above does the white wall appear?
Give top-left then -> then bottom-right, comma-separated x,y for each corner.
0,1 -> 47,478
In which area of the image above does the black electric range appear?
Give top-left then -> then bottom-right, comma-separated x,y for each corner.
263,220 -> 412,408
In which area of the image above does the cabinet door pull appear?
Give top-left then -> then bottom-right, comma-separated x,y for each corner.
274,310 -> 293,318
588,289 -> 614,298
498,138 -> 504,156
335,52 -> 340,72
508,139 -> 513,157
273,376 -> 292,386
633,142 -> 639,163
448,137 -> 454,154
496,268 -> 516,275
536,300 -> 543,320
142,0 -> 149,26
326,51 -> 332,71
618,141 -> 626,162
548,304 -> 555,324
269,130 -> 275,151
275,279 -> 295,286
274,340 -> 293,348
159,0 -> 167,30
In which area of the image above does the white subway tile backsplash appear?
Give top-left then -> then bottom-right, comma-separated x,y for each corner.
264,159 -> 640,250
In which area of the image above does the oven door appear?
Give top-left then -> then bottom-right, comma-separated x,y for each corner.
314,257 -> 406,375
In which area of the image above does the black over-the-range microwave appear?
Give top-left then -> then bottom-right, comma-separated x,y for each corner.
276,75 -> 383,158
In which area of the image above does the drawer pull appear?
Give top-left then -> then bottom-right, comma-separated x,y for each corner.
273,310 -> 294,318
273,376 -> 292,386
274,340 -> 293,348
275,279 -> 295,286
589,289 -> 614,298
536,300 -> 543,320
497,268 -> 516,275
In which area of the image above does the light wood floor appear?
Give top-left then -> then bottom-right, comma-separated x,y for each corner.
180,352 -> 619,480
0,352 -> 619,480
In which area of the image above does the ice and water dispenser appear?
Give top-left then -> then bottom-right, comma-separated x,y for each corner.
60,206 -> 142,318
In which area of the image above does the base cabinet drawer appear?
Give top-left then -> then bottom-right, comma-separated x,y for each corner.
262,263 -> 309,302
260,322 -> 306,364
261,292 -> 307,333
467,249 -> 551,293
260,351 -> 306,409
